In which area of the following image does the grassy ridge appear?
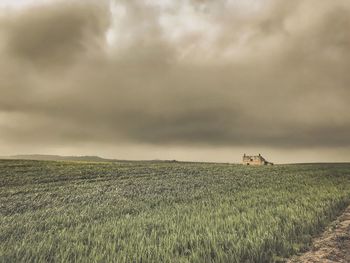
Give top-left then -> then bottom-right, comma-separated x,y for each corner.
0,160 -> 350,262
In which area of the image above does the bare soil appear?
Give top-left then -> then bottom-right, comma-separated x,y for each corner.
288,205 -> 350,263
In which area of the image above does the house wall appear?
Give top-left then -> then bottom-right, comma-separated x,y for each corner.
243,160 -> 265,165
242,156 -> 266,165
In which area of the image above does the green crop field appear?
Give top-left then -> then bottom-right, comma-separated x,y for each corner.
1,160 -> 350,262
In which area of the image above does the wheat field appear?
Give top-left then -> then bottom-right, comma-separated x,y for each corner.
1,160 -> 350,262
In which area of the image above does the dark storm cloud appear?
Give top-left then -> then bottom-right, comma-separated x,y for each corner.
0,0 -> 349,158
1,1 -> 109,68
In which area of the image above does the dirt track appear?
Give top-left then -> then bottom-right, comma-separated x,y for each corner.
288,205 -> 350,263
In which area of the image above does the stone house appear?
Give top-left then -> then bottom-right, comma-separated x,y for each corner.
242,154 -> 273,166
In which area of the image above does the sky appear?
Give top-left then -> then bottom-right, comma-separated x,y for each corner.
0,0 -> 349,163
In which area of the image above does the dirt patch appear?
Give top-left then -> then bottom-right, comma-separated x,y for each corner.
288,205 -> 350,263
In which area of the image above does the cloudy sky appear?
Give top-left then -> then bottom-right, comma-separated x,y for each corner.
0,0 -> 349,163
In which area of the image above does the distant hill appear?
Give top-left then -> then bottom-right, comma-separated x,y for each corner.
0,154 -> 115,162
0,155 -> 238,164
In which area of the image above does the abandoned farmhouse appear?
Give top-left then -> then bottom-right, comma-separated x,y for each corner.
242,154 -> 274,166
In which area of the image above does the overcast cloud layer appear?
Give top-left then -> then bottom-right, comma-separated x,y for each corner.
0,0 -> 349,163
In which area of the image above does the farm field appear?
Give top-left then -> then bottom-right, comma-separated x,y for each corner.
1,160 -> 350,262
